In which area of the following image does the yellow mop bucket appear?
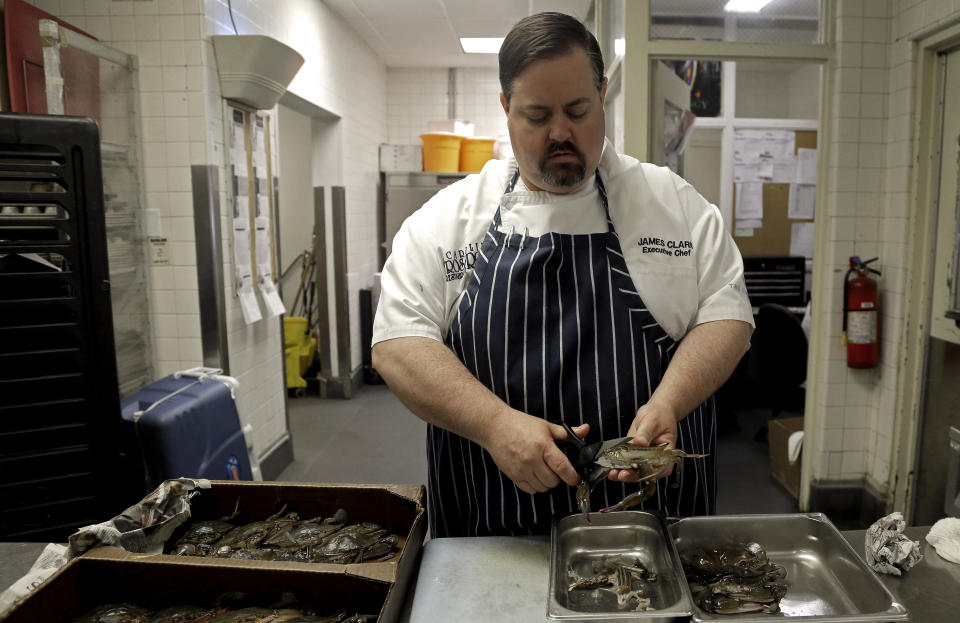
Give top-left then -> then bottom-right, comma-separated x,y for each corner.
420,132 -> 463,172
283,316 -> 315,390
459,136 -> 496,172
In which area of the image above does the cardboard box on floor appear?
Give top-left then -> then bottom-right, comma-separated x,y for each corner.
769,417 -> 804,499
0,481 -> 426,623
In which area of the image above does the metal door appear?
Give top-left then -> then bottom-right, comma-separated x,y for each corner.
913,46 -> 960,523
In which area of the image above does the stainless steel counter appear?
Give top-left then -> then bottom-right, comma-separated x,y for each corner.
401,526 -> 960,622
842,526 -> 960,621
3,526 -> 958,622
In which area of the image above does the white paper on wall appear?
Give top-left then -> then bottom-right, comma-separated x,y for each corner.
790,222 -> 816,259
788,184 -> 816,220
228,105 -> 261,325
733,156 -> 757,183
733,129 -> 796,182
772,155 -> 797,183
796,147 -> 818,185
735,183 -> 764,220
251,113 -> 285,318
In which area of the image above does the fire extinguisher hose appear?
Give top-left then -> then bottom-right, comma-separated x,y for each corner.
842,266 -> 855,347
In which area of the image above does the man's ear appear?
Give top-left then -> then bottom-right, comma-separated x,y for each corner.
599,80 -> 608,107
500,92 -> 509,115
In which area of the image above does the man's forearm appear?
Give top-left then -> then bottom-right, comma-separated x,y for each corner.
648,319 -> 753,421
372,336 -> 507,446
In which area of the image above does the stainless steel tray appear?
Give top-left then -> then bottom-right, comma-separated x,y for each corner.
548,511 -> 693,622
669,513 -> 910,622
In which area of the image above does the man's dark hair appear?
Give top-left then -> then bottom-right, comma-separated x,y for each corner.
499,12 -> 605,103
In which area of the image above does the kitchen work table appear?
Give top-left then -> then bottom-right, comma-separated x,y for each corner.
400,526 -> 960,622
2,526 -> 957,620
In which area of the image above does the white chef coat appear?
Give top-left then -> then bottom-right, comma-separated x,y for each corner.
373,138 -> 754,346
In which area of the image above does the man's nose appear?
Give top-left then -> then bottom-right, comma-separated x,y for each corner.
547,116 -> 573,143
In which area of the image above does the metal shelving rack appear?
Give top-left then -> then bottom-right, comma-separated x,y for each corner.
0,113 -> 126,541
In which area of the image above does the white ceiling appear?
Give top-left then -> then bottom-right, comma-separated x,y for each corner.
324,0 -> 593,68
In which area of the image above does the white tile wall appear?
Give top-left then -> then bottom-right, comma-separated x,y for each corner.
387,68 -> 508,145
30,0 -> 388,464
31,0 -> 209,379
809,0 -> 960,496
203,0 -> 388,456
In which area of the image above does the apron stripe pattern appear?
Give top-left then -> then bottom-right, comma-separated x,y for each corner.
429,171 -> 717,537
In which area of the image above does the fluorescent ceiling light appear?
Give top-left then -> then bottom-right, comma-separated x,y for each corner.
460,37 -> 503,54
724,0 -> 773,12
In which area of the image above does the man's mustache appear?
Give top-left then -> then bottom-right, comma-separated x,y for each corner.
543,141 -> 584,162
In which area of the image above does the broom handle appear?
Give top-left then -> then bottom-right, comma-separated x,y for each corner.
291,243 -> 317,317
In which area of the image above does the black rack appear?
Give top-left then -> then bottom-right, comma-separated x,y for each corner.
742,256 -> 806,308
0,113 -> 125,541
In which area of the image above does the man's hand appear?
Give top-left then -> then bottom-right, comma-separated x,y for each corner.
608,401 -> 678,483
483,413 -> 589,495
604,319 -> 751,484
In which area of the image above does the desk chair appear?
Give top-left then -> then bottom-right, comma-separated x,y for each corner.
747,303 -> 808,441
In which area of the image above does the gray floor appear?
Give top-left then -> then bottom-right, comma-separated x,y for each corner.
277,384 -> 797,516
716,408 -> 799,515
278,384 -> 428,486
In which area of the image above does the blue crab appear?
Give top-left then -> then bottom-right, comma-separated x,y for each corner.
576,438 -> 708,522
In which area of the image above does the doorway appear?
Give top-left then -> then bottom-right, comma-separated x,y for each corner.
912,44 -> 960,524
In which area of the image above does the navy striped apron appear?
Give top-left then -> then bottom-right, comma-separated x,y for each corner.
428,170 -> 716,537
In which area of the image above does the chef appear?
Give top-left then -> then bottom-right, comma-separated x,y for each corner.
372,12 -> 754,538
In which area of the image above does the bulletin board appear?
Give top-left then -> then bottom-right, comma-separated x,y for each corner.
732,130 -> 817,257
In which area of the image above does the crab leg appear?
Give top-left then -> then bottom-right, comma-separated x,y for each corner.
598,461 -> 673,513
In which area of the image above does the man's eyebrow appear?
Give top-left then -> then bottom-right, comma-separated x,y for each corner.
520,98 -> 591,112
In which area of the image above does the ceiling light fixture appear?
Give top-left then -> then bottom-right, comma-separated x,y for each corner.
724,0 -> 774,13
460,37 -> 504,54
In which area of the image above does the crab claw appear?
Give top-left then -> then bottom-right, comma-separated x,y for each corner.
576,483 -> 593,524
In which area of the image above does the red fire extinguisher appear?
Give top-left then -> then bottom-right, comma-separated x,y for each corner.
842,256 -> 881,369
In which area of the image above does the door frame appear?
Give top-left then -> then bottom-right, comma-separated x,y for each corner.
619,0 -> 834,509
892,21 -> 960,520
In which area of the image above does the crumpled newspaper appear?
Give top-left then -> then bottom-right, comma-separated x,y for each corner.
925,517 -> 960,564
66,477 -> 210,557
864,511 -> 923,576
0,478 -> 209,613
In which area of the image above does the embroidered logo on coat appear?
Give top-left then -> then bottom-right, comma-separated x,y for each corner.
442,242 -> 481,282
637,236 -> 694,257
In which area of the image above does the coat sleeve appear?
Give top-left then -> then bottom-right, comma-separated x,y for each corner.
372,210 -> 447,346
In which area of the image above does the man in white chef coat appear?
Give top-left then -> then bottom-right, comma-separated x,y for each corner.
372,12 -> 754,538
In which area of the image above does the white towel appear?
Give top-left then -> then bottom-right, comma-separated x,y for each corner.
787,430 -> 804,464
926,517 -> 960,564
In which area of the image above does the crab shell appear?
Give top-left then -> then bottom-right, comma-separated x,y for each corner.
73,604 -> 154,623
206,607 -> 276,623
144,605 -> 222,623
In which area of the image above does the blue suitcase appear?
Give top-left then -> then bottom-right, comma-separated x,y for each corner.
121,368 -> 253,486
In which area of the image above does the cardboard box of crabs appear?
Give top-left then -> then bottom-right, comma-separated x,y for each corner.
0,481 -> 426,623
139,480 -> 427,581
0,553 -> 395,623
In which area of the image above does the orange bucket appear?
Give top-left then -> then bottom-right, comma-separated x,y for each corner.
459,137 -> 496,172
420,132 -> 464,172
